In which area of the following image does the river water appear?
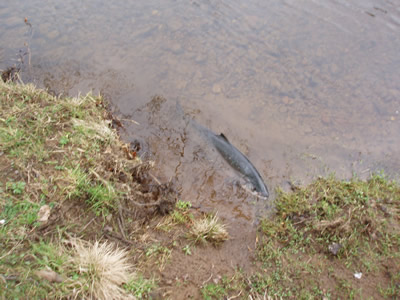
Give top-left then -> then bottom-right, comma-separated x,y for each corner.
1,0 -> 399,223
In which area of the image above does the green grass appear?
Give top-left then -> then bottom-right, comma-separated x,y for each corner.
202,283 -> 227,300
254,174 -> 400,299
1,81 -> 399,299
0,239 -> 68,299
1,197 -> 41,230
263,174 -> 400,257
6,180 -> 26,194
66,166 -> 117,216
156,199 -> 194,231
195,174 -> 399,299
0,81 -> 144,299
124,274 -> 157,299
200,272 -> 246,300
144,243 -> 172,271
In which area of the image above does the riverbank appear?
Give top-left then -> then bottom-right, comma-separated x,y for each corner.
0,81 -> 399,299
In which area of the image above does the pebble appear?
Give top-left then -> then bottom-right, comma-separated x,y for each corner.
169,20 -> 182,31
212,84 -> 222,94
328,242 -> 342,255
329,63 -> 339,75
282,96 -> 292,105
304,126 -> 313,134
169,43 -> 182,54
321,113 -> 331,125
269,78 -> 281,89
176,80 -> 186,90
279,106 -> 287,113
282,97 -> 289,105
35,270 -> 64,283
195,54 -> 206,63
47,30 -> 59,40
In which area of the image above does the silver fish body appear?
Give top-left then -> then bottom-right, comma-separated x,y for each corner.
191,120 -> 269,198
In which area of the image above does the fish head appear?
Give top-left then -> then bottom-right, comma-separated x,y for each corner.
242,182 -> 268,199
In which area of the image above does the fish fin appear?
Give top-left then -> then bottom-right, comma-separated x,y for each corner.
219,133 -> 229,142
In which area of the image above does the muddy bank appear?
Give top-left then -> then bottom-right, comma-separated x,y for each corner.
0,81 -> 181,299
1,81 -> 399,299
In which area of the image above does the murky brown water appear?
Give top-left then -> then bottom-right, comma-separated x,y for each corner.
1,0 -> 400,225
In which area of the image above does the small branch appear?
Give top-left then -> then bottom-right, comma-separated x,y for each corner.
104,232 -> 133,246
201,273 -> 213,287
149,172 -> 161,185
120,118 -> 140,125
77,217 -> 96,234
227,290 -> 242,300
118,204 -> 127,240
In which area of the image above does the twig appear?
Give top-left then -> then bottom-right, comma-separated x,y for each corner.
201,273 -> 213,287
117,217 -> 127,240
90,169 -> 114,194
227,290 -> 242,300
104,231 -> 138,248
0,239 -> 23,260
314,217 -> 344,230
77,217 -> 96,234
293,218 -> 309,226
149,172 -> 161,185
120,118 -> 140,125
117,204 -> 127,240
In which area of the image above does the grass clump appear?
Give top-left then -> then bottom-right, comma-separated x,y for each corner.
267,174 -> 400,255
124,274 -> 157,299
0,81 -> 147,298
156,199 -> 193,231
0,81 -> 141,219
65,166 -> 118,216
144,243 -> 172,271
255,174 -> 400,299
66,239 -> 136,300
202,282 -> 227,299
201,272 -> 246,300
0,237 -> 146,299
189,214 -> 229,245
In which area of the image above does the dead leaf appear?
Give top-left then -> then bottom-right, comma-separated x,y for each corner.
104,146 -> 112,154
37,205 -> 51,223
35,270 -> 63,283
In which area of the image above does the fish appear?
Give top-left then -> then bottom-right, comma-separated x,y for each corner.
190,120 -> 269,198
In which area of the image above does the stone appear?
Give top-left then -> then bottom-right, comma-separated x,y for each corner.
212,84 -> 222,94
328,242 -> 342,255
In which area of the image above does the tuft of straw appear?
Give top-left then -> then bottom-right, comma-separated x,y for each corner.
69,239 -> 136,300
189,214 -> 229,245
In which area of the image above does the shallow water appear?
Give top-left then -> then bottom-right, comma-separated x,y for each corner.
1,0 -> 399,224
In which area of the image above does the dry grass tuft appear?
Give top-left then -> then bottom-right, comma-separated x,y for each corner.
189,214 -> 229,245
68,239 -> 136,300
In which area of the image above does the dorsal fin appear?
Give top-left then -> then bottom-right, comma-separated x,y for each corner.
219,133 -> 229,142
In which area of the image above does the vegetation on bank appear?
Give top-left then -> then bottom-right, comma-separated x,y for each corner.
0,81 -> 230,299
202,175 -> 400,299
1,81 -> 399,299
0,81 -> 150,299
